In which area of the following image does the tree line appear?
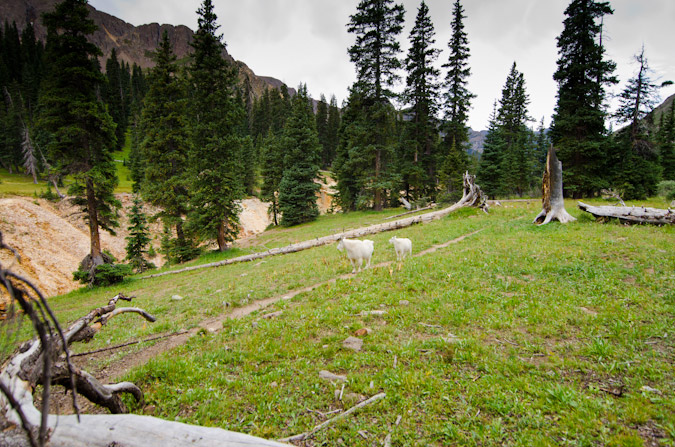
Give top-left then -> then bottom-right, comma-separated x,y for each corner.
334,0 -> 674,209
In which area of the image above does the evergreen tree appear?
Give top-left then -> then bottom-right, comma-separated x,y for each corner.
440,0 -> 474,195
104,48 -> 126,150
187,0 -> 245,251
37,0 -> 120,270
138,30 -> 196,261
325,95 -> 341,167
477,102 -> 505,198
316,94 -> 329,167
401,0 -> 441,201
658,101 -> 675,180
611,48 -> 662,199
343,0 -> 405,210
497,62 -> 533,196
278,85 -> 322,226
125,194 -> 154,273
550,0 -> 617,198
260,132 -> 284,225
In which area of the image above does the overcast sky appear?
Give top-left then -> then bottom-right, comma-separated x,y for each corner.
89,0 -> 675,130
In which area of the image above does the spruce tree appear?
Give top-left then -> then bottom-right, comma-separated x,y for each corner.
278,85 -> 321,226
497,62 -> 533,197
477,102 -> 505,198
659,101 -> 675,180
401,0 -> 440,201
125,194 -> 154,273
260,132 -> 284,225
611,48 -> 662,199
187,0 -> 245,251
139,30 -> 197,261
104,48 -> 127,151
316,94 -> 329,167
440,0 -> 474,195
550,0 -> 617,198
344,0 -> 405,210
37,0 -> 120,271
325,95 -> 341,167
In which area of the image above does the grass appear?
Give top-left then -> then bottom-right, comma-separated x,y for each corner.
12,199 -> 673,446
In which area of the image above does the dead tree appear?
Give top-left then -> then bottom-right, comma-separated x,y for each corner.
0,232 -> 290,447
534,146 -> 576,225
578,202 -> 675,225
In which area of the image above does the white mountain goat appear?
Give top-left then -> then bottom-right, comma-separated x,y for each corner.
337,238 -> 374,273
389,236 -> 412,261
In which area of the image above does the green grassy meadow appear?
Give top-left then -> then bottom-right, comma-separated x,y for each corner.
34,199 -> 674,446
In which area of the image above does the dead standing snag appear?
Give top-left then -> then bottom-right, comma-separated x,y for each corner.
534,146 -> 576,225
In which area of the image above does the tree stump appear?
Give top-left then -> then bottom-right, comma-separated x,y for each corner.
534,146 -> 576,225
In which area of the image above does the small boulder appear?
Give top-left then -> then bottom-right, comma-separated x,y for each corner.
343,336 -> 363,351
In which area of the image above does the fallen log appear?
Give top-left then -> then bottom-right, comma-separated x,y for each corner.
577,202 -> 675,225
143,172 -> 489,280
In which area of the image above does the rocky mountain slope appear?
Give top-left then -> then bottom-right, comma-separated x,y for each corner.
0,0 -> 287,99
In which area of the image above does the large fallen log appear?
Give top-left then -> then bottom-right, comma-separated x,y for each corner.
143,172 -> 489,279
534,146 -> 576,225
577,202 -> 675,225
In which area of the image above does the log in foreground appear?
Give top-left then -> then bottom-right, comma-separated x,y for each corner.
143,172 -> 489,280
578,202 -> 675,225
534,146 -> 576,225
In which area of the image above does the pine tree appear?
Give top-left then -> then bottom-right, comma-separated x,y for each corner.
401,0 -> 440,201
125,194 -> 154,273
260,132 -> 284,225
37,0 -> 120,270
477,102 -> 505,198
315,94 -> 329,167
497,62 -> 533,197
104,48 -> 126,151
343,0 -> 405,210
278,85 -> 321,226
325,95 -> 341,167
187,0 -> 245,251
138,30 -> 196,261
659,101 -> 675,180
550,0 -> 617,198
440,0 -> 474,195
611,48 -> 662,199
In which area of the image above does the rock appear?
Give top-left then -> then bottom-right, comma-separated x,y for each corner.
354,328 -> 371,336
343,392 -> 365,405
270,381 -> 278,388
399,300 -> 410,306
360,310 -> 387,317
171,295 -> 183,301
640,385 -> 662,395
319,370 -> 347,382
261,310 -> 283,319
343,336 -> 363,351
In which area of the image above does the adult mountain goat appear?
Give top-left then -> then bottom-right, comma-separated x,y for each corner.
337,238 -> 374,273
389,236 -> 412,261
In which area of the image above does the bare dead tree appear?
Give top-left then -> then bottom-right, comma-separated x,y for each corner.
534,146 -> 576,225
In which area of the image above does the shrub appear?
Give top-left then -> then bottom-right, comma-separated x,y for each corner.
73,262 -> 131,286
657,180 -> 675,201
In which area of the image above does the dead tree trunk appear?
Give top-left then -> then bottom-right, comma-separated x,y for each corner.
143,172 -> 489,280
534,146 -> 576,225
578,202 -> 675,225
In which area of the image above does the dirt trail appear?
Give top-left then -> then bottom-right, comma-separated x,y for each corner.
80,229 -> 484,382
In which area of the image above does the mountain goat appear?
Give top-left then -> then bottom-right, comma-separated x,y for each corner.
389,236 -> 412,261
337,238 -> 374,273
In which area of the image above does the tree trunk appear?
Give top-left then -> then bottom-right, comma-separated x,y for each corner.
85,177 -> 103,266
578,202 -> 675,225
217,222 -> 226,251
533,146 -> 576,225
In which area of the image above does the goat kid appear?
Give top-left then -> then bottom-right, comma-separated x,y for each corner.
337,238 -> 374,273
389,236 -> 412,261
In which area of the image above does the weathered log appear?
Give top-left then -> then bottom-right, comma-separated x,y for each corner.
143,172 -> 488,280
578,202 -> 675,225
534,146 -> 576,225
